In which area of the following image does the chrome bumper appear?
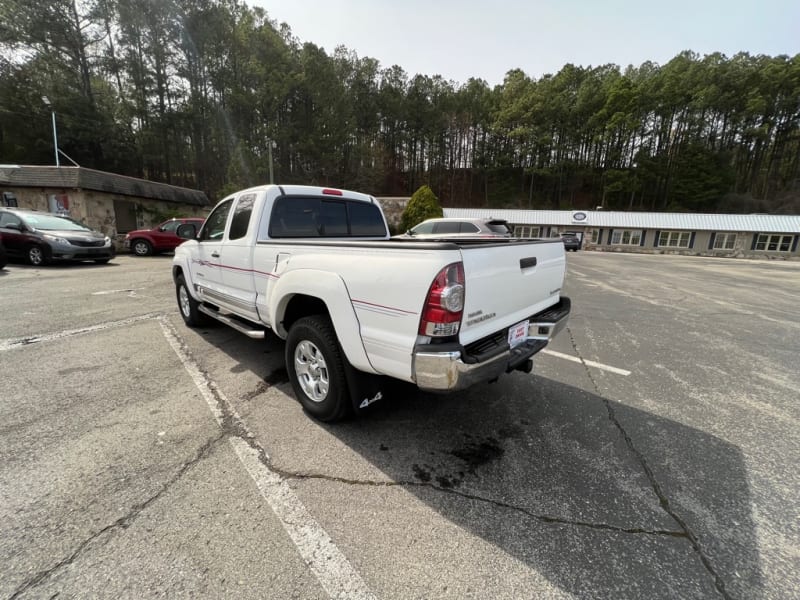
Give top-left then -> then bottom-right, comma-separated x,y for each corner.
412,297 -> 570,392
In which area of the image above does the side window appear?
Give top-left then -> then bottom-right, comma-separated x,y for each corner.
228,193 -> 256,240
434,221 -> 461,234
411,221 -> 435,234
460,223 -> 480,233
348,202 -> 386,236
0,213 -> 22,228
200,199 -> 233,241
161,220 -> 180,233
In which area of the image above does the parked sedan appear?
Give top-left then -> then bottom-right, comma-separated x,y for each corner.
125,217 -> 205,256
0,208 -> 115,265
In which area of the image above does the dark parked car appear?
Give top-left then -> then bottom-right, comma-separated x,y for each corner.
124,217 -> 205,256
0,233 -> 7,269
560,232 -> 581,251
0,208 -> 115,265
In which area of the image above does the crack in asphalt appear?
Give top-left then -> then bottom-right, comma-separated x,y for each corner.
8,432 -> 226,600
565,326 -> 732,600
268,467 -> 688,539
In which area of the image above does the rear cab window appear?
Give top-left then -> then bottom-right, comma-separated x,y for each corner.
266,195 -> 387,239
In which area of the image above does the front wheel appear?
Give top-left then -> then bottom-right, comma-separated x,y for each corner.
175,274 -> 209,327
131,239 -> 153,256
27,245 -> 48,266
285,316 -> 351,422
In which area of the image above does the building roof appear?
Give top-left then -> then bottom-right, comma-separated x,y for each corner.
0,165 -> 210,207
443,208 -> 800,234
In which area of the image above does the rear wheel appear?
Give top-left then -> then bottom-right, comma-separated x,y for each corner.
131,239 -> 153,256
175,274 -> 209,327
27,245 -> 48,266
285,315 -> 351,422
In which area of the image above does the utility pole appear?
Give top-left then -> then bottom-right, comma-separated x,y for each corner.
41,96 -> 60,167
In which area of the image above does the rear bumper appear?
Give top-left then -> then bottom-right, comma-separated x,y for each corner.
412,297 -> 570,392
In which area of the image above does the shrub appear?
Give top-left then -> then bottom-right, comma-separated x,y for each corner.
399,185 -> 443,232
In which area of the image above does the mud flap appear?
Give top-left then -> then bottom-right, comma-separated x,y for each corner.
343,362 -> 388,415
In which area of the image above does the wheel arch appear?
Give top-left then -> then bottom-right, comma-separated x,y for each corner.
269,271 -> 375,374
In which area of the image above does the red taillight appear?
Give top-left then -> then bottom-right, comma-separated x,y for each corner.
419,262 -> 465,337
322,188 -> 343,196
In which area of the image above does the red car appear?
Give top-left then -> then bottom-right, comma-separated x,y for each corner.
125,218 -> 205,256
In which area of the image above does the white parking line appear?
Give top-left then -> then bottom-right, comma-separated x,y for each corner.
0,313 -> 163,352
541,349 -> 631,376
159,320 -> 377,600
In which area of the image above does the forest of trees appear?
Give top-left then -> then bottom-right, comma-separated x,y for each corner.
1,0 -> 799,212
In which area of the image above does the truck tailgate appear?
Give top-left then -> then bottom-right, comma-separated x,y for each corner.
458,239 -> 566,346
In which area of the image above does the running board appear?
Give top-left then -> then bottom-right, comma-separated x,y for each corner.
198,305 -> 265,339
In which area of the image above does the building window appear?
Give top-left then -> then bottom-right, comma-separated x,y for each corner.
755,234 -> 793,252
713,233 -> 737,250
611,229 -> 642,245
588,229 -> 599,243
113,199 -> 137,233
658,230 -> 691,248
513,225 -> 540,237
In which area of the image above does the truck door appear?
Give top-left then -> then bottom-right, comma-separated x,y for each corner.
192,198 -> 232,306
0,211 -> 26,258
218,192 -> 259,321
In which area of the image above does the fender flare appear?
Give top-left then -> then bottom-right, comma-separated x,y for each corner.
171,251 -> 200,302
267,269 -> 376,374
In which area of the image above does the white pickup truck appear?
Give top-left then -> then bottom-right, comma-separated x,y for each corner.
172,184 -> 570,421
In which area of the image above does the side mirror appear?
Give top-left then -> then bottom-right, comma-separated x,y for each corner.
176,223 -> 198,239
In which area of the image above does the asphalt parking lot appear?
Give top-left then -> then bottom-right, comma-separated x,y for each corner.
1,251 -> 798,599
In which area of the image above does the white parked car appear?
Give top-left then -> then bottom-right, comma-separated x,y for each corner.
397,217 -> 513,239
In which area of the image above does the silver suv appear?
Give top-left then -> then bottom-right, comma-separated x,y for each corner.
399,218 -> 512,239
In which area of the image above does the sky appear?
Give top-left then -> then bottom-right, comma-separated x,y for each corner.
252,0 -> 799,86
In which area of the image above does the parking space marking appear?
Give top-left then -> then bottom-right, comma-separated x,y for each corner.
159,320 -> 377,600
91,288 -> 141,296
0,313 -> 164,352
541,349 -> 631,376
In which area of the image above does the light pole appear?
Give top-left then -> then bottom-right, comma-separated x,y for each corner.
41,96 -> 59,167
268,139 -> 276,184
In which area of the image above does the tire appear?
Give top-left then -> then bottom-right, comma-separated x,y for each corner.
27,245 -> 48,266
131,239 -> 153,256
175,274 -> 209,327
285,315 -> 351,422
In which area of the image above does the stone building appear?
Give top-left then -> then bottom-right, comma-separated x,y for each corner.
0,165 -> 210,249
375,197 -> 410,233
443,208 -> 800,260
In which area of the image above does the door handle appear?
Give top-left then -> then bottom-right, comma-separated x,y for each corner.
211,252 -> 220,257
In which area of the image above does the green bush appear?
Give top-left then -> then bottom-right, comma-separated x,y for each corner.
399,185 -> 443,232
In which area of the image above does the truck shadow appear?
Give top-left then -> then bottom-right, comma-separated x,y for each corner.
331,376 -> 762,599
200,328 -> 762,599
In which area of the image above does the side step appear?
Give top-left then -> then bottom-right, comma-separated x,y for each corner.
198,305 -> 265,339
